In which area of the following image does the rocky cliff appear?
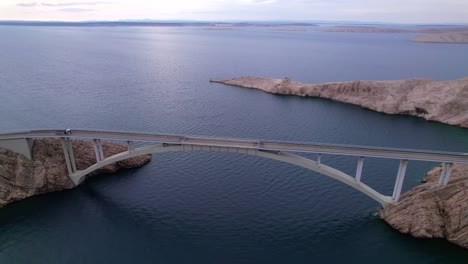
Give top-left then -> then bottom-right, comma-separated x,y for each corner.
380,164 -> 468,249
212,76 -> 468,128
0,138 -> 151,207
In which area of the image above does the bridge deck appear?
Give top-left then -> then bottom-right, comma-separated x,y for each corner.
1,129 -> 467,164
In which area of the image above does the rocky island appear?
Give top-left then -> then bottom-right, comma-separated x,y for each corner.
212,76 -> 468,128
411,31 -> 468,43
0,138 -> 151,207
324,26 -> 408,33
213,76 -> 468,249
324,26 -> 468,44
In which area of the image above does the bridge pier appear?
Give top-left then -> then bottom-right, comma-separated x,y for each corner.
127,141 -> 135,153
92,139 -> 105,162
61,138 -> 76,175
439,163 -> 454,186
355,157 -> 365,183
392,159 -> 408,202
93,139 -> 101,162
98,140 -> 104,160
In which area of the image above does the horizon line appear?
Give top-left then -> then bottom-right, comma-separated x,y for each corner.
0,19 -> 467,26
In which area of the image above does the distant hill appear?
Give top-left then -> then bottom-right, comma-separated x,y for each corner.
0,20 -> 317,27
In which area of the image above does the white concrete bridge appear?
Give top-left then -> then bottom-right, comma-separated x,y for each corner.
1,129 -> 467,207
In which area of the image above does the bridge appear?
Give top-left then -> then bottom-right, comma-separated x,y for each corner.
1,129 -> 467,207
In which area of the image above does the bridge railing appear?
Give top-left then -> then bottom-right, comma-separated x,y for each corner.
1,129 -> 467,163
1,129 -> 467,205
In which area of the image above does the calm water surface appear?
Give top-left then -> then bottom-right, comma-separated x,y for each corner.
1,26 -> 468,263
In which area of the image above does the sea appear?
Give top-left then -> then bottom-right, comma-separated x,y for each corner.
1,25 -> 468,263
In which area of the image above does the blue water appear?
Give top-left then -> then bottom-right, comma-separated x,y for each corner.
1,26 -> 468,263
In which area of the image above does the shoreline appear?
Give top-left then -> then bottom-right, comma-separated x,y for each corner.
213,76 -> 468,249
212,76 -> 468,128
380,163 -> 468,249
322,26 -> 468,43
0,138 -> 151,207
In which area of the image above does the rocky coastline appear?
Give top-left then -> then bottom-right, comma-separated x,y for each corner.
411,31 -> 468,43
213,76 -> 468,249
380,164 -> 468,249
323,26 -> 468,43
1,90 -> 467,248
0,138 -> 151,207
212,76 -> 468,128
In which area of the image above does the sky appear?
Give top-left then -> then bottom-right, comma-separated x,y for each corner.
0,0 -> 467,24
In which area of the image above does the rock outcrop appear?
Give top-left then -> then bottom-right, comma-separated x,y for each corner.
212,76 -> 468,128
323,26 -> 468,43
324,26 -> 409,33
214,76 -> 468,248
380,164 -> 468,249
0,138 -> 151,207
412,31 -> 468,43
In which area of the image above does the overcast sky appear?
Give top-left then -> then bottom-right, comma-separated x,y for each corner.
1,0 -> 467,23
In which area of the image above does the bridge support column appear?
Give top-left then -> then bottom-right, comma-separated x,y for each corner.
392,159 -> 408,202
98,140 -> 104,160
61,138 -> 76,176
317,153 -> 322,166
355,157 -> 365,183
93,139 -> 101,162
127,141 -> 134,153
92,139 -> 105,162
439,163 -> 454,186
67,138 -> 77,172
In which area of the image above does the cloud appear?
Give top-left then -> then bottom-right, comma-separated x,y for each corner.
9,0 -> 468,23
59,7 -> 95,12
17,2 -> 40,6
17,2 -> 111,7
240,0 -> 277,5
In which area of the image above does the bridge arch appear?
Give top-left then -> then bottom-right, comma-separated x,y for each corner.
70,144 -> 393,206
